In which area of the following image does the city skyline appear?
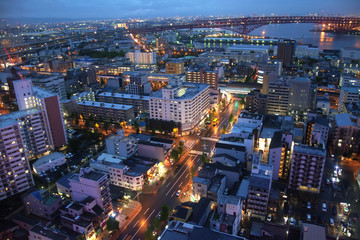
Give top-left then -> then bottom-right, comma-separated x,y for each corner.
1,0 -> 360,22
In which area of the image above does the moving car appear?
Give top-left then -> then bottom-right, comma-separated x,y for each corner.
266,214 -> 272,222
176,190 -> 181,197
307,202 -> 311,209
306,214 -> 311,222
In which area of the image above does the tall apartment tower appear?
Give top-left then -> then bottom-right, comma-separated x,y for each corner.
13,79 -> 67,148
288,144 -> 326,193
0,118 -> 34,200
267,80 -> 291,115
277,39 -> 296,66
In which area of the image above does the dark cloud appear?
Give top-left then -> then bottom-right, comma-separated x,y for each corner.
0,0 -> 359,19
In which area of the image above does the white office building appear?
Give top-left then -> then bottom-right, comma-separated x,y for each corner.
149,83 -> 210,133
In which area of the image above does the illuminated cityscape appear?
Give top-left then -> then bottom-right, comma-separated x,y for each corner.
0,1 -> 360,240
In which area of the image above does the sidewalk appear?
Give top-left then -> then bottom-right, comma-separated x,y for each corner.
143,150 -> 191,195
110,200 -> 142,240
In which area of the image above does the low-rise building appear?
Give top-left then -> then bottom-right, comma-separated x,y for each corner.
32,152 -> 67,174
23,189 -> 62,220
105,130 -> 137,158
69,168 -> 113,217
210,195 -> 242,236
97,92 -> 149,115
90,153 -> 146,191
29,225 -> 69,240
77,101 -> 134,123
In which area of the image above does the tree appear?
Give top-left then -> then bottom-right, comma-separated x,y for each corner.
190,166 -> 195,179
75,115 -> 79,126
106,217 -> 119,232
229,113 -> 234,123
145,226 -> 154,240
153,217 -> 160,230
178,141 -> 184,156
151,129 -> 156,136
170,149 -> 179,163
221,125 -> 227,134
103,121 -> 109,134
77,235 -> 86,240
201,152 -> 209,164
160,205 -> 170,221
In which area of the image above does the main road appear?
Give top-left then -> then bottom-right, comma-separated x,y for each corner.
117,153 -> 202,240
117,100 -> 238,239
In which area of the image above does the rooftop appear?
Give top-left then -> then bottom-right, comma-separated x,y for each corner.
293,144 -> 326,157
30,225 -> 68,240
78,101 -> 133,110
191,197 -> 211,224
334,113 -> 359,128
150,82 -> 209,100
301,223 -> 326,240
98,92 -> 150,100
215,142 -> 246,152
0,108 -> 43,129
218,195 -> 241,206
33,86 -> 57,98
33,152 -> 66,167
56,173 -> 73,189
80,169 -> 106,182
236,178 -> 250,199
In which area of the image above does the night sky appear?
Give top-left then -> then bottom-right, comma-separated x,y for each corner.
1,0 -> 359,19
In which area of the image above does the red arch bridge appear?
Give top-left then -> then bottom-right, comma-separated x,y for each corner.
128,16 -> 360,35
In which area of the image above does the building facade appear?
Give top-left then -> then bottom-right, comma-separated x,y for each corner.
289,144 -> 326,193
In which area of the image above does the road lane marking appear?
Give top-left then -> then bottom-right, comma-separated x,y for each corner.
171,191 -> 176,197
166,166 -> 188,196
165,182 -> 171,188
130,209 -> 155,240
156,211 -> 161,217
133,220 -> 140,228
179,181 -> 183,187
122,234 -> 129,240
143,208 -> 149,215
185,173 -> 189,178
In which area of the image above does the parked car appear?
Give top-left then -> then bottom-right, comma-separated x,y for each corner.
266,214 -> 272,222
322,203 -> 327,212
306,214 -> 311,222
176,190 -> 181,197
307,202 -> 311,209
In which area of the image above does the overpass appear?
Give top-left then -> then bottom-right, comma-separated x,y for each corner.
128,16 -> 360,34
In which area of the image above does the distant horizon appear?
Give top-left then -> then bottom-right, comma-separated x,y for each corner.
1,0 -> 359,24
2,13 -> 360,25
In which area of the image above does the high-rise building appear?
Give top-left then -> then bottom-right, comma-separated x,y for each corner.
267,80 -> 291,115
246,152 -> 273,218
289,144 -> 326,193
288,76 -> 311,112
166,60 -> 185,74
186,66 -> 223,89
330,113 -> 360,156
13,79 -> 67,148
245,89 -> 268,114
1,109 -> 51,158
339,73 -> 360,88
126,49 -> 156,65
304,113 -> 330,147
121,71 -> 151,95
148,83 -> 210,133
277,39 -> 296,66
269,131 -> 293,181
0,117 -> 34,200
338,86 -> 360,112
69,168 -> 113,217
